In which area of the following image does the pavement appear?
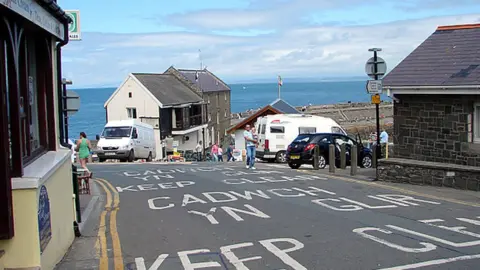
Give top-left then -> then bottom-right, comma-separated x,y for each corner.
56,161 -> 480,270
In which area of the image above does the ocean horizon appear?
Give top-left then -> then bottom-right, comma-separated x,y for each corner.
68,80 -> 389,140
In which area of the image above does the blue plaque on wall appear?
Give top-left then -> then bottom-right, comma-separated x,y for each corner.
38,185 -> 52,254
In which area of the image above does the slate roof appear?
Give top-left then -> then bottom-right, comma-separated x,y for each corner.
178,69 -> 230,92
132,73 -> 204,106
36,0 -> 72,24
270,98 -> 300,114
383,24 -> 480,87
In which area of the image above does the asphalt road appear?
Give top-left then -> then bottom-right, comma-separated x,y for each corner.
58,162 -> 480,270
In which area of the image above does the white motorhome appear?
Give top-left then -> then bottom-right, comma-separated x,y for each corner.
96,119 -> 156,162
254,114 -> 346,163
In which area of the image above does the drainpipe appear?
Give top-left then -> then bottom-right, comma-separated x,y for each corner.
56,20 -> 71,149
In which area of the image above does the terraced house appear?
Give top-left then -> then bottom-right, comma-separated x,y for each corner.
165,67 -> 232,148
0,0 -> 77,269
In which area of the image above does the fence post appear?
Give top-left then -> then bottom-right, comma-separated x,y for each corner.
372,146 -> 377,168
313,145 -> 319,170
340,144 -> 347,169
72,165 -> 81,223
329,144 -> 335,173
351,145 -> 357,176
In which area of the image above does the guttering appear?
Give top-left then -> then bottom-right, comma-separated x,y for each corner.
56,19 -> 71,149
384,85 -> 480,90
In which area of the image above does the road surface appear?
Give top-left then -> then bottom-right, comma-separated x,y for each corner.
58,162 -> 480,270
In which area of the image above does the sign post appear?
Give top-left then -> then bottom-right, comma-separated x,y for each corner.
365,48 -> 387,181
65,10 -> 81,41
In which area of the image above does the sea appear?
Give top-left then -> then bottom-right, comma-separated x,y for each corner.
68,80 -> 385,140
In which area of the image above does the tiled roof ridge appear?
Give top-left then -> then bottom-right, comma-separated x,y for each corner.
437,23 -> 480,31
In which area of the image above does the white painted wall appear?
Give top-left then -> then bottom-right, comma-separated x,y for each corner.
173,130 -> 199,152
234,129 -> 246,151
106,75 -> 163,160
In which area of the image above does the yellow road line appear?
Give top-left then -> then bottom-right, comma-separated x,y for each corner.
97,178 -> 124,270
298,170 -> 480,208
94,180 -> 111,270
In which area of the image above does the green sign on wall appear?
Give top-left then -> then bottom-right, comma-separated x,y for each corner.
65,10 -> 81,41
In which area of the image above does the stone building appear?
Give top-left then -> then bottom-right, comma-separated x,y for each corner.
165,67 -> 231,148
381,23 -> 480,191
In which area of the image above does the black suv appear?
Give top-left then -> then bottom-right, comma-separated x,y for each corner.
286,133 -> 373,169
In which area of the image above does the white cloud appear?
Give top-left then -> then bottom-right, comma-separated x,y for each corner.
63,13 -> 480,88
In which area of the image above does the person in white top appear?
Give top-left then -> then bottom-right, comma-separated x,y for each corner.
218,147 -> 223,162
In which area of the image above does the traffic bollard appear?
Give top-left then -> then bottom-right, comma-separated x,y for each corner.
313,145 -> 319,170
351,145 -> 358,176
329,144 -> 335,173
340,144 -> 346,169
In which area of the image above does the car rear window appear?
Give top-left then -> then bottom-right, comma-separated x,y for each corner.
293,134 -> 313,143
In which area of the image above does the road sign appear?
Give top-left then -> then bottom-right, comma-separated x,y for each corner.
365,57 -> 387,79
371,94 -> 381,105
65,10 -> 81,41
366,80 -> 383,94
66,90 -> 80,116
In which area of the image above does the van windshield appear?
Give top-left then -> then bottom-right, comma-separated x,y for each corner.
101,127 -> 132,138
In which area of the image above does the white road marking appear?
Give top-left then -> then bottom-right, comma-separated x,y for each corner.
377,254 -> 480,270
353,227 -> 437,253
387,225 -> 480,247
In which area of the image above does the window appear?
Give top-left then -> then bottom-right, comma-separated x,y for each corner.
208,113 -> 211,122
208,96 -> 210,104
127,107 -> 137,119
331,126 -> 345,134
260,124 -> 266,135
224,109 -> 227,118
293,134 -> 313,143
1,25 -> 56,175
299,127 -> 316,134
101,126 -> 132,138
224,92 -> 227,101
216,112 -> 219,124
128,92 -> 132,98
475,103 -> 480,143
270,126 -> 285,133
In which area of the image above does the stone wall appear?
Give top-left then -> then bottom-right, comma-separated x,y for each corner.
393,94 -> 480,167
379,158 -> 480,191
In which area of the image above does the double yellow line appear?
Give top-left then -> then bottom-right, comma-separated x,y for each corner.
95,178 -> 124,269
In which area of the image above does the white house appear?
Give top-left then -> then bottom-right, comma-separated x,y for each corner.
104,73 -> 208,160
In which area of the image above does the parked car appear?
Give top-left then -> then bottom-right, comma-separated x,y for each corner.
286,133 -> 373,169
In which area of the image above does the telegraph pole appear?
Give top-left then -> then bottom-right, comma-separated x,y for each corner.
365,48 -> 387,181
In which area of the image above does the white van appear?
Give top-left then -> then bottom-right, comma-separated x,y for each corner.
96,119 -> 156,162
254,114 -> 346,163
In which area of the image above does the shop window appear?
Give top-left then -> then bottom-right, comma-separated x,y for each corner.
1,25 -> 54,176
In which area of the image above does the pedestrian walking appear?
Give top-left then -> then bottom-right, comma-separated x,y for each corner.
227,144 -> 235,162
243,125 -> 257,170
211,143 -> 219,162
218,146 -> 224,162
195,141 -> 203,161
76,132 -> 92,175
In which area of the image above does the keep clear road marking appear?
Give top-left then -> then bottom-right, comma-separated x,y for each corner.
95,178 -> 124,270
298,170 -> 480,208
377,254 -> 480,270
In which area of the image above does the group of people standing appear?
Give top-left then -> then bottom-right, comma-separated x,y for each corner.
195,141 -> 236,162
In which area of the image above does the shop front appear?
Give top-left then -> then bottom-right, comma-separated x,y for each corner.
0,0 -> 76,269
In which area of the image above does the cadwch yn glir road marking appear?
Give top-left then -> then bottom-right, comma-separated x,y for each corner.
298,170 -> 480,208
95,178 -> 124,270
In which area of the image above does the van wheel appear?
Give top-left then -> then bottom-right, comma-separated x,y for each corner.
276,151 -> 287,163
127,150 -> 135,162
99,158 -> 105,163
146,152 -> 153,162
288,163 -> 301,169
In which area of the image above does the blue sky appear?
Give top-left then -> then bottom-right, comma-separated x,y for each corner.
59,0 -> 480,88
